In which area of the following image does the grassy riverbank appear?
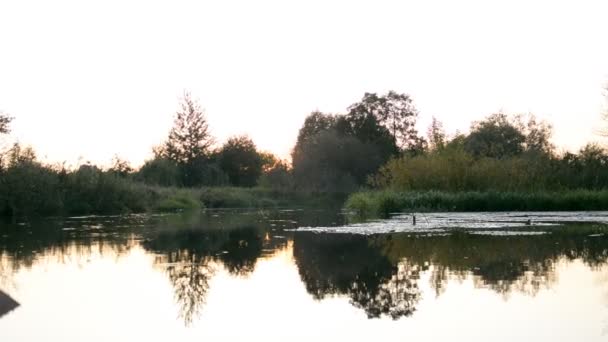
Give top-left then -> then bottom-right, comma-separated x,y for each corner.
345,190 -> 608,217
0,168 -> 342,218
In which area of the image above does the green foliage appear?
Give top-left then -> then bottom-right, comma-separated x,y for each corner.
0,112 -> 12,135
108,155 -> 134,177
346,190 -> 608,217
294,111 -> 338,148
154,92 -> 216,187
426,117 -> 446,151
373,142 -> 608,192
158,92 -> 213,165
217,135 -> 263,187
258,160 -> 294,191
346,91 -> 422,151
291,91 -> 425,192
292,129 -> 382,192
0,144 -> 206,218
463,113 -> 526,158
153,188 -> 202,211
62,164 -> 150,214
136,157 -> 182,186
462,113 -> 553,158
0,149 -> 63,217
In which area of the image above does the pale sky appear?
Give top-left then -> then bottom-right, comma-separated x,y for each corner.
1,0 -> 607,167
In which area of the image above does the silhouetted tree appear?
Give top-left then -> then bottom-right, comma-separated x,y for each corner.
0,112 -> 12,135
514,114 -> 554,155
218,135 -> 263,187
464,113 -> 526,158
108,155 -> 133,177
427,117 -> 446,151
346,91 -> 422,152
599,86 -> 608,137
292,129 -> 384,192
259,159 -> 293,190
291,92 -> 425,192
294,111 -> 338,149
158,92 -> 214,186
160,93 -> 213,163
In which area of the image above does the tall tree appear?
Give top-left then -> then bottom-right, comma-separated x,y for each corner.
464,113 -> 526,158
218,135 -> 263,187
517,114 -> 554,155
427,117 -> 446,151
157,92 -> 214,186
160,92 -> 213,164
600,85 -> 608,137
294,111 -> 337,148
346,91 -> 421,151
0,112 -> 14,168
0,112 -> 12,135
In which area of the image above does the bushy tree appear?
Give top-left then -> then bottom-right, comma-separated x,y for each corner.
136,158 -> 181,187
0,144 -> 62,217
217,136 -> 263,187
292,129 -> 384,192
294,111 -> 338,149
346,91 -> 421,151
513,114 -> 554,155
464,113 -> 526,158
291,91 -> 426,192
463,113 -> 554,158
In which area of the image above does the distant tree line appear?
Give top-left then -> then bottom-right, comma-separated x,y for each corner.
136,92 -> 286,188
374,112 -> 608,192
2,89 -> 608,218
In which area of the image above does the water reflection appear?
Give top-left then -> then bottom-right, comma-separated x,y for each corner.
292,224 -> 608,319
144,226 -> 277,324
0,210 -> 607,328
293,233 -> 422,319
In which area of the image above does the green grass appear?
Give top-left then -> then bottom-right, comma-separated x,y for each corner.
345,190 -> 608,217
151,188 -> 203,211
198,187 -> 346,209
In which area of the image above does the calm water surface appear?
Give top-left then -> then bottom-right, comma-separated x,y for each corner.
1,209 -> 608,341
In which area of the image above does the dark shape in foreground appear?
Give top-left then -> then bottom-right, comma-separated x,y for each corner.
0,290 -> 19,318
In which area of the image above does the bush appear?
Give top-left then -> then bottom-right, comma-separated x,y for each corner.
0,161 -> 63,217
153,189 -> 202,211
345,190 -> 608,217
135,158 -> 181,187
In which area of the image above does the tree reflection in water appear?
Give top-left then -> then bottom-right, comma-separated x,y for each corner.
144,225 -> 270,325
293,225 -> 608,320
0,212 -> 608,325
293,233 -> 422,319
350,261 -> 422,319
162,252 -> 214,326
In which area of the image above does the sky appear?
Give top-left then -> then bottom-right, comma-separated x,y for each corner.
0,0 -> 607,167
